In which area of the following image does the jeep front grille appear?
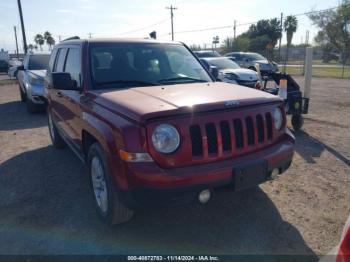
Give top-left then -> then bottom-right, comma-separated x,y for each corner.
189,113 -> 274,157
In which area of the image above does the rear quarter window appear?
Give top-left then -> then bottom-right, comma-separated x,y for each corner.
48,49 -> 58,72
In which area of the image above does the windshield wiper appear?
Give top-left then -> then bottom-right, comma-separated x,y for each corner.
95,80 -> 159,87
158,77 -> 208,84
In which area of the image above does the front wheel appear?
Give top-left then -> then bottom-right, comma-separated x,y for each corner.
19,86 -> 26,102
87,143 -> 134,225
291,114 -> 304,131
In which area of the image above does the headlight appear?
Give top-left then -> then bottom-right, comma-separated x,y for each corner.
224,73 -> 238,81
152,124 -> 180,153
28,75 -> 44,85
273,107 -> 283,130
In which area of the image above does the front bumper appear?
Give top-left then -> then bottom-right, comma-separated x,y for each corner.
116,133 -> 294,209
26,83 -> 46,105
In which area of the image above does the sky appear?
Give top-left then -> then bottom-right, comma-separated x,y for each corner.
0,0 -> 341,53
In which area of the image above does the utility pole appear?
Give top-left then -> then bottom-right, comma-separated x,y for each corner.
233,20 -> 237,39
14,26 -> 19,59
17,0 -> 28,54
166,5 -> 177,41
278,12 -> 283,58
305,30 -> 309,45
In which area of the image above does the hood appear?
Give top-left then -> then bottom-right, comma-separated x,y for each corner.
29,70 -> 46,78
220,68 -> 258,81
254,59 -> 270,65
92,82 -> 281,123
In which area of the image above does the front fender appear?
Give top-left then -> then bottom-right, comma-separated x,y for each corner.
81,111 -> 135,190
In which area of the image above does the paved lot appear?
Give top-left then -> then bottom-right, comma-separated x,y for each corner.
0,77 -> 349,257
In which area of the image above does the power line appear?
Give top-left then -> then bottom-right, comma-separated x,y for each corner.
114,18 -> 169,36
167,4 -> 348,35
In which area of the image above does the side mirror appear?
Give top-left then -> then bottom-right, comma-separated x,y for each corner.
209,66 -> 219,80
17,65 -> 24,71
51,72 -> 77,90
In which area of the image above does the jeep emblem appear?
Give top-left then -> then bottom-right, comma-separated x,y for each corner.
225,100 -> 240,106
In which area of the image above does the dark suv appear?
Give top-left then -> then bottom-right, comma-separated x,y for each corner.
45,37 -> 295,225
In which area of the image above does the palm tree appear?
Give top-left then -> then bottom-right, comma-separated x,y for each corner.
43,31 -> 55,50
46,36 -> 55,51
283,16 -> 298,69
34,34 -> 45,51
43,31 -> 51,40
28,44 -> 34,52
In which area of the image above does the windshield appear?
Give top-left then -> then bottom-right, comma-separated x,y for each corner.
28,55 -> 50,70
245,53 -> 266,61
206,58 -> 240,70
90,43 -> 212,89
194,51 -> 221,58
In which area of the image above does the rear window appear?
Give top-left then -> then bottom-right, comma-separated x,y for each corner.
28,55 -> 50,70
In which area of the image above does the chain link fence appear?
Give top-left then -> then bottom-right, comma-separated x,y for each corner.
275,47 -> 350,79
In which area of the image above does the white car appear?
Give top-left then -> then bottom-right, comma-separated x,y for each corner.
200,57 -> 261,89
17,53 -> 50,112
7,59 -> 23,78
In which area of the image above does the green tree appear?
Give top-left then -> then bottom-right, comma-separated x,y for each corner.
284,16 -> 298,47
234,36 -> 250,52
28,44 -> 34,52
34,34 -> 45,51
308,0 -> 350,64
44,31 -> 55,50
220,37 -> 234,54
220,36 -> 250,53
246,18 -> 282,50
189,44 -> 202,51
284,15 -> 298,64
46,36 -> 55,51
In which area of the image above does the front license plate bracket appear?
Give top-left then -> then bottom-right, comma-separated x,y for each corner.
233,161 -> 267,191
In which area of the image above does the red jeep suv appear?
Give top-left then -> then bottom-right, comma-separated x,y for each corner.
45,37 -> 295,225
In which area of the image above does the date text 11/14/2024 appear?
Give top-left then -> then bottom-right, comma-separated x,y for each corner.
127,256 -> 220,261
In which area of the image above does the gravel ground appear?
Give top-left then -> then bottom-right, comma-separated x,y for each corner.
0,75 -> 349,258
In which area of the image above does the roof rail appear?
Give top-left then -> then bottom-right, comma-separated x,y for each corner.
61,36 -> 80,42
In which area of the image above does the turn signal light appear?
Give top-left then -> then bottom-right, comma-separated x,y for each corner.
119,149 -> 153,162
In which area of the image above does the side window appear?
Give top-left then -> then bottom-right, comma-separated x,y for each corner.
54,48 -> 67,72
64,48 -> 81,87
48,49 -> 58,72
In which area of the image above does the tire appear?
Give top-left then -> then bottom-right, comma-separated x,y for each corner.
87,143 -> 134,225
47,112 -> 66,148
19,85 -> 26,102
291,114 -> 304,131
